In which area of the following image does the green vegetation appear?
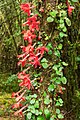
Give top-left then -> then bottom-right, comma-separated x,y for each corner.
0,0 -> 80,120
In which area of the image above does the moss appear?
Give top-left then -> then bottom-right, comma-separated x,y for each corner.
0,92 -> 15,117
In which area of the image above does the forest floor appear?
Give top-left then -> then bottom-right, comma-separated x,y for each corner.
0,92 -> 23,120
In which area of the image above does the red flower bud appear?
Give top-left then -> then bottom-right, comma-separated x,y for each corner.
68,5 -> 74,16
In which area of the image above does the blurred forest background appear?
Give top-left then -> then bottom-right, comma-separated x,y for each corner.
0,0 -> 80,119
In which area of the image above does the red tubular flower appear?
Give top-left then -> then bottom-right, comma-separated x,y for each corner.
38,35 -> 42,40
17,45 -> 34,67
16,90 -> 26,102
12,101 -> 22,109
17,55 -> 28,67
27,14 -> 38,22
22,14 -> 38,27
18,71 -> 32,89
68,5 -> 74,16
17,71 -> 30,80
14,105 -> 28,116
36,46 -> 48,59
20,3 -> 31,16
11,92 -> 18,98
30,56 -> 41,68
25,15 -> 40,32
11,88 -> 24,98
23,30 -> 36,44
20,44 -> 34,54
40,77 -> 43,83
17,53 -> 26,59
29,21 -> 40,32
66,0 -> 74,16
19,77 -> 31,89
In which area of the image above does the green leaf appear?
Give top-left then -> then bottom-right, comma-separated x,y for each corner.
47,43 -> 53,50
48,84 -> 55,92
50,118 -> 54,120
27,112 -> 32,120
34,101 -> 39,108
58,44 -> 63,50
43,91 -> 47,97
41,58 -> 48,63
31,108 -> 36,114
56,109 -> 60,114
76,56 -> 80,62
35,110 -> 40,115
55,79 -> 61,84
47,17 -> 54,22
59,19 -> 64,24
72,0 -> 78,2
44,97 -> 50,105
54,50 -> 60,57
45,36 -> 49,40
44,109 -> 50,118
41,63 -> 48,69
48,50 -> 53,55
58,98 -> 63,104
58,114 -> 64,119
30,99 -> 35,104
59,32 -> 67,38
35,10 -> 42,17
60,10 -> 66,17
52,65 -> 58,70
32,94 -> 37,98
28,105 -> 35,113
60,23 -> 65,28
37,116 -> 45,120
61,77 -> 67,84
62,27 -> 67,32
65,18 -> 71,26
34,73 -> 41,77
56,101 -> 61,106
50,10 -> 58,17
62,62 -> 68,66
41,58 -> 48,68
56,70 -> 63,76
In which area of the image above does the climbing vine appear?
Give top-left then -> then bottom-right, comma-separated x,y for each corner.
11,0 -> 76,120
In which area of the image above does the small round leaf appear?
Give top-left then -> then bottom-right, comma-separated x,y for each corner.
47,17 -> 54,22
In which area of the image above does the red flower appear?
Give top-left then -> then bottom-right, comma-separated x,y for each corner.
27,14 -> 38,22
14,105 -> 28,116
17,44 -> 35,67
18,71 -> 32,89
17,71 -> 30,80
17,45 -> 34,59
68,5 -> 74,16
24,15 -> 40,32
16,90 -> 26,102
17,56 -> 28,67
30,56 -> 41,68
36,46 -> 48,59
17,53 -> 27,59
19,78 -> 31,89
20,3 -> 31,16
29,21 -> 40,32
11,88 -> 24,98
23,30 -> 36,44
38,35 -> 42,40
11,92 -> 18,98
21,44 -> 34,54
12,102 -> 22,109
40,77 -> 43,83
